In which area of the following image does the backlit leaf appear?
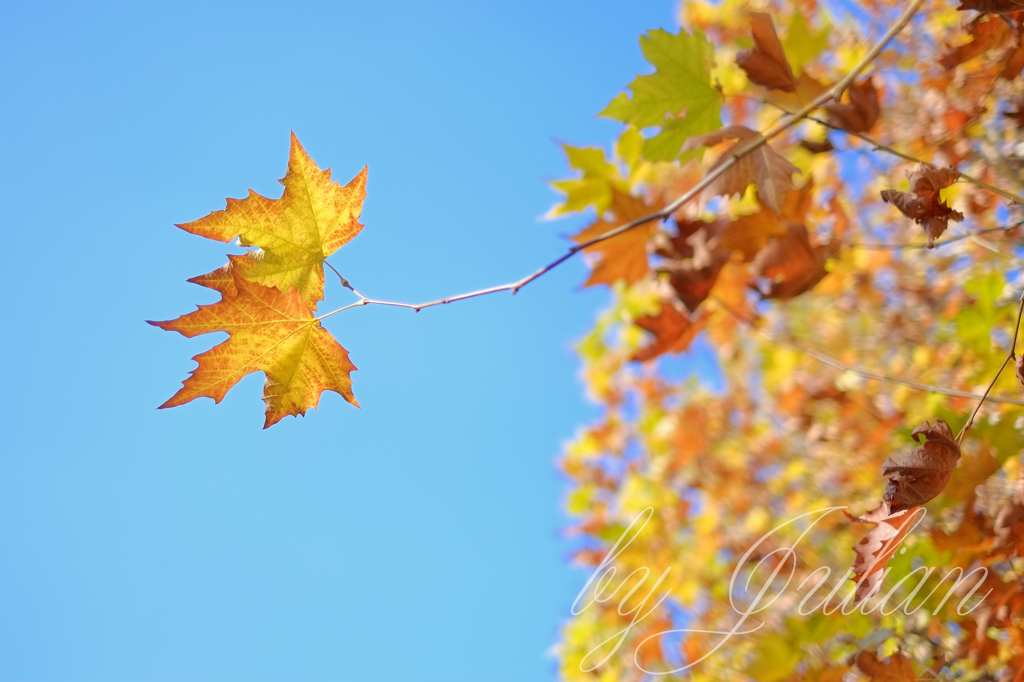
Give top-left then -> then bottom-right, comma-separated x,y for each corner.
176,133 -> 367,310
149,266 -> 358,428
600,28 -> 723,161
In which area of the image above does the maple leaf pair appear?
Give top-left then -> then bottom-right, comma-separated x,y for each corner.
149,133 -> 367,427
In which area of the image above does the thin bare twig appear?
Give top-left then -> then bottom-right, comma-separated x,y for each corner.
316,0 -> 927,322
838,222 -> 1024,250
806,114 -> 1024,207
956,291 -> 1024,445
737,93 -> 1024,207
711,296 -> 1024,408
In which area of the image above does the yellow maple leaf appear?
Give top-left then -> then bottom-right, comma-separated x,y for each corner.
177,132 -> 367,309
148,265 -> 358,428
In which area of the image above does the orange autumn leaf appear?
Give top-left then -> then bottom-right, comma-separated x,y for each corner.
717,209 -> 786,260
750,223 -> 831,299
177,132 -> 368,309
632,303 -> 706,362
939,16 -> 1010,71
572,190 -> 664,287
148,266 -> 358,428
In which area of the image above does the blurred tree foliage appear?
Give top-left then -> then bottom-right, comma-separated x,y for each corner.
550,0 -> 1024,679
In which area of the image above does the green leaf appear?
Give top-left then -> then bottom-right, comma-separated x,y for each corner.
599,28 -> 723,160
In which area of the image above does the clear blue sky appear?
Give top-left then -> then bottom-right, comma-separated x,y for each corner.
0,2 -> 679,680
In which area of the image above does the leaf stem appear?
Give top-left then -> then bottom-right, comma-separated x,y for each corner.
838,221 -> 1024,250
955,290 -> 1024,446
733,95 -> 1024,207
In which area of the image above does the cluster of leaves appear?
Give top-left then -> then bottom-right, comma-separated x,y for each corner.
150,134 -> 367,427
551,0 -> 1024,679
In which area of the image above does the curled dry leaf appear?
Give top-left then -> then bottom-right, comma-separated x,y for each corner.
881,165 -> 964,247
882,419 -> 962,511
631,303 -> 707,362
682,126 -> 799,213
736,12 -> 798,92
822,78 -> 880,133
1016,353 -> 1024,386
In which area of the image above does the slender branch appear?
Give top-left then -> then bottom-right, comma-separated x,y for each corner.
315,0 -> 927,322
956,290 -> 1024,445
324,260 -> 367,298
838,222 -> 1024,250
804,114 -> 1024,207
736,94 -> 1024,207
960,229 -> 1024,267
712,295 -> 1024,408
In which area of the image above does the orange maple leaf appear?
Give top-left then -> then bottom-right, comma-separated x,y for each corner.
177,132 -> 367,309
148,266 -> 358,428
632,303 -> 706,362
572,190 -> 664,287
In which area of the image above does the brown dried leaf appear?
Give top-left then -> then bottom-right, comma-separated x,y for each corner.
822,79 -> 880,133
736,12 -> 798,92
882,419 -> 962,511
1016,353 -> 1024,386
683,126 -> 799,213
631,304 -> 707,362
881,165 -> 964,247
750,224 -> 830,299
845,505 -> 924,603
